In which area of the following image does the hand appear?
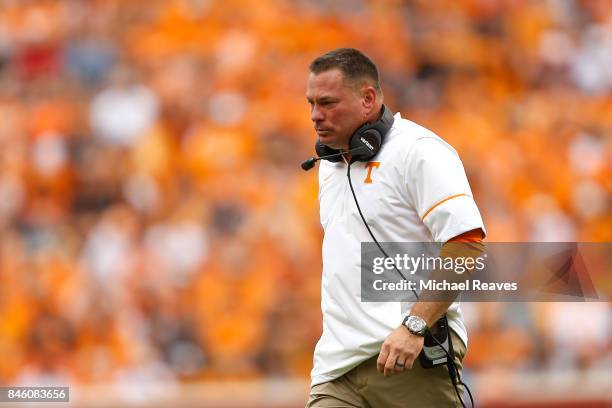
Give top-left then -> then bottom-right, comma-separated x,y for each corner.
377,326 -> 425,377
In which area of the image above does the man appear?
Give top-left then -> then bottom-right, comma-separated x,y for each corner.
305,48 -> 485,407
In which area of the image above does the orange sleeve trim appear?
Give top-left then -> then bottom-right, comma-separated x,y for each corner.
448,228 -> 484,243
421,193 -> 468,221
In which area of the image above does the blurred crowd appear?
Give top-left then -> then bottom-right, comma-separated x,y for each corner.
0,0 -> 610,389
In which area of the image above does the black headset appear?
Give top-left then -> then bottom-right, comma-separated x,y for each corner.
314,104 -> 395,163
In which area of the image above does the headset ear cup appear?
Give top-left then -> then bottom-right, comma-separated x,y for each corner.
347,105 -> 393,163
349,128 -> 382,162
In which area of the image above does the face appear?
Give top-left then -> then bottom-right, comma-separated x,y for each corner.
306,69 -> 368,150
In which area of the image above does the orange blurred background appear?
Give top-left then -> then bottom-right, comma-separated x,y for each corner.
0,0 -> 610,406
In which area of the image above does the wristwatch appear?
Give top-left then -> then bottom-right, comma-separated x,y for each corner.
402,315 -> 428,337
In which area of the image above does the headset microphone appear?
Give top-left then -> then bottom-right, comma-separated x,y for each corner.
301,147 -> 366,171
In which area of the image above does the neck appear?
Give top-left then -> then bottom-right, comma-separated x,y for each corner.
365,104 -> 384,124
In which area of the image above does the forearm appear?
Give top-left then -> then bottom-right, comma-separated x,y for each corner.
410,231 -> 485,326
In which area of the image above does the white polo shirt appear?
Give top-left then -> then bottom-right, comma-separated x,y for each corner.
312,112 -> 485,386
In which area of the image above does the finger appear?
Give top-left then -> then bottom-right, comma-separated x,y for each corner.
403,353 -> 416,369
377,346 -> 390,373
384,351 -> 399,376
394,357 -> 406,373
394,352 -> 410,374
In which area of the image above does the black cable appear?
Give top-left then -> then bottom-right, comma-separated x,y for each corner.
428,331 -> 474,408
346,161 -> 474,408
346,162 -> 419,300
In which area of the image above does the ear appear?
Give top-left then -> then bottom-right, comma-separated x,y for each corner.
361,86 -> 377,113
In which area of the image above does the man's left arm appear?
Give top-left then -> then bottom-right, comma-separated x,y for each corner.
376,228 -> 484,376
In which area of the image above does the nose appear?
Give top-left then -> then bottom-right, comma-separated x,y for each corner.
311,104 -> 324,123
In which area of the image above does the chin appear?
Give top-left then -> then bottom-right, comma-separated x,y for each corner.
322,142 -> 342,150
318,136 -> 341,149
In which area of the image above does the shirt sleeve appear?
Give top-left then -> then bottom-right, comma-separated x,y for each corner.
405,137 -> 486,243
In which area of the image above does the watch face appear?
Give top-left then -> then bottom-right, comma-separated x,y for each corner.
408,316 -> 426,333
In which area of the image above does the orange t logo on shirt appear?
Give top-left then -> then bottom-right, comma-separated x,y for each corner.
364,162 -> 380,184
